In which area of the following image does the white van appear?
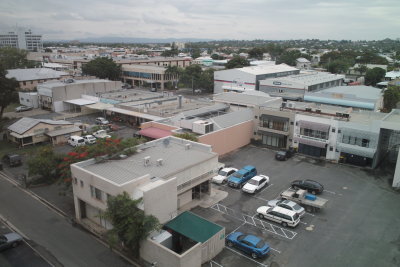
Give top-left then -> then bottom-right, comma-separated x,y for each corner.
68,136 -> 85,147
256,206 -> 300,228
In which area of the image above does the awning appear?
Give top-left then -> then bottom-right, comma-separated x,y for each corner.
64,99 -> 96,106
294,137 -> 327,148
139,127 -> 172,139
108,107 -> 163,121
260,114 -> 289,122
86,102 -> 114,110
298,120 -> 330,132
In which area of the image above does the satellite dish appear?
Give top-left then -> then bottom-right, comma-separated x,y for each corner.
163,138 -> 170,147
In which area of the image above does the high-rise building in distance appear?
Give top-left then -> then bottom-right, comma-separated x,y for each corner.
0,28 -> 43,51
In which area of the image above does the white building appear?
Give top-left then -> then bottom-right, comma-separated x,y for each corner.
296,58 -> 311,70
71,136 -> 219,227
214,64 -> 299,93
0,28 -> 42,51
259,71 -> 345,100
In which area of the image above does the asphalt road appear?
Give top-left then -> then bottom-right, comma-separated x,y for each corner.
195,145 -> 400,267
0,221 -> 51,267
0,172 -> 132,267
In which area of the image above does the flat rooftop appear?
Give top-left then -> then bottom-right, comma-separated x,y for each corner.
122,64 -> 167,72
74,136 -> 216,186
238,63 -> 298,75
260,71 -> 344,86
213,91 -> 282,107
38,79 -> 116,88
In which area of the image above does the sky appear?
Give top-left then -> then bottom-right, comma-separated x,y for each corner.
0,0 -> 399,41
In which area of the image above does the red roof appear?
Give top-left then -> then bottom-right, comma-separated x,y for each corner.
139,127 -> 172,139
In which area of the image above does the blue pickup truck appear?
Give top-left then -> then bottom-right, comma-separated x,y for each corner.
227,165 -> 257,188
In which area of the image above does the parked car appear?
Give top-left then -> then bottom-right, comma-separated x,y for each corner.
212,167 -> 238,184
267,199 -> 305,217
15,105 -> 32,112
227,165 -> 257,188
0,232 -> 23,251
275,147 -> 295,161
256,206 -> 300,228
242,175 -> 270,194
93,130 -> 111,139
67,136 -> 85,147
291,179 -> 324,194
226,232 -> 270,259
2,154 -> 22,167
82,135 -> 96,145
95,117 -> 109,125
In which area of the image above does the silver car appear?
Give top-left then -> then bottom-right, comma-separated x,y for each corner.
0,232 -> 23,251
267,199 -> 305,217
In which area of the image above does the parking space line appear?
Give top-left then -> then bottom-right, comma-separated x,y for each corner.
225,247 -> 268,267
324,190 -> 336,195
299,221 -> 307,225
210,260 -> 224,267
270,247 -> 281,254
251,195 -> 269,202
216,183 -> 271,203
260,183 -> 273,193
305,212 -> 315,217
212,203 -> 297,240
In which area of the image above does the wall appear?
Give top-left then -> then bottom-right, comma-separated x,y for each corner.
140,238 -> 202,267
201,228 -> 225,263
141,121 -> 180,131
214,69 -> 256,94
198,120 -> 253,155
142,178 -> 178,224
178,190 -> 192,208
18,92 -> 39,108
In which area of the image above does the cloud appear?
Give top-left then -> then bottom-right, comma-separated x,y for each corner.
0,0 -> 399,40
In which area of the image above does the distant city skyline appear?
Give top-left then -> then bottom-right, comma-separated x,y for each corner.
0,0 -> 399,41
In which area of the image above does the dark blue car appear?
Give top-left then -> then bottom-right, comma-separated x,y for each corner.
226,232 -> 270,259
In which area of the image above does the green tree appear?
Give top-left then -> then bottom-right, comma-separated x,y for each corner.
161,43 -> 179,57
0,47 -> 37,69
44,48 -> 53,53
104,192 -> 160,256
165,65 -> 183,89
325,59 -> 351,74
247,47 -> 264,60
191,48 -> 201,59
28,146 -> 62,181
225,56 -> 250,69
365,67 -> 386,86
354,64 -> 368,75
82,57 -> 121,80
173,132 -> 199,142
198,68 -> 215,93
383,85 -> 400,112
179,64 -> 203,90
0,66 -> 19,119
211,54 -> 224,60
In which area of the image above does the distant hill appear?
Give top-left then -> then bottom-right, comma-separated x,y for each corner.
45,37 -> 214,44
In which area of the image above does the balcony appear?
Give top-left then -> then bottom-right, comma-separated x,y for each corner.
294,134 -> 329,148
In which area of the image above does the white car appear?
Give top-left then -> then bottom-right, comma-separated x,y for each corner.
83,135 -> 96,145
95,117 -> 109,125
93,130 -> 111,139
267,199 -> 305,217
212,167 -> 238,184
242,175 -> 270,194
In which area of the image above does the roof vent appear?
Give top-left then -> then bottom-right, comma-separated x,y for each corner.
144,156 -> 151,166
156,158 -> 163,166
185,143 -> 192,150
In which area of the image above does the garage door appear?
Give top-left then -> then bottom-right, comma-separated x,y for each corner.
298,143 -> 326,158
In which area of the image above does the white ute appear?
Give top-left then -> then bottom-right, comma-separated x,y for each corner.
242,175 -> 270,193
93,130 -> 111,139
212,167 -> 238,184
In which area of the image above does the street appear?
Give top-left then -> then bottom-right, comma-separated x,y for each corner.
0,171 -> 132,267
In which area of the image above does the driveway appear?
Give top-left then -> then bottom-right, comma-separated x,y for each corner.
195,145 -> 400,267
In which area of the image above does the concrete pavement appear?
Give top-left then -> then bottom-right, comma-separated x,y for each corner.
0,171 -> 132,267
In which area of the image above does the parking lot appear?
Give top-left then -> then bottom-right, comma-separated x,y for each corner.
195,145 -> 400,267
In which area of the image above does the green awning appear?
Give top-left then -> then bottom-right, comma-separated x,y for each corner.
164,211 -> 223,243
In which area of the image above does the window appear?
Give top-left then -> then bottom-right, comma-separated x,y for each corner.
90,185 -> 103,200
362,139 -> 370,148
74,178 -> 77,185
80,180 -> 84,187
332,128 -> 336,133
329,146 -> 333,151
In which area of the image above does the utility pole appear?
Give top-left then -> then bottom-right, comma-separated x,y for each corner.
192,76 -> 194,95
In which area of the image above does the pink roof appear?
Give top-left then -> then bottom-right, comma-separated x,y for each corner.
139,127 -> 172,139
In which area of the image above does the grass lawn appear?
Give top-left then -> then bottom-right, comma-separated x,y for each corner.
4,103 -> 20,113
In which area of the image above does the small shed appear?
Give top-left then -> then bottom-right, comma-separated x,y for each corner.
164,211 -> 225,264
46,126 -> 82,145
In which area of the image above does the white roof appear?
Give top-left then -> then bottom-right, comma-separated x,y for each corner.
64,99 -> 97,106
6,68 -> 68,81
296,58 -> 310,63
108,107 -> 163,121
238,64 -> 298,75
385,71 -> 400,79
260,71 -> 344,87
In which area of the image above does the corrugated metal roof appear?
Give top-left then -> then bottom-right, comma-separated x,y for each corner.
8,117 -> 73,135
107,107 -> 163,121
210,109 -> 253,130
213,92 -> 279,106
46,126 -> 82,137
165,211 -> 223,243
64,99 -> 96,106
6,68 -> 68,81
238,64 -> 298,75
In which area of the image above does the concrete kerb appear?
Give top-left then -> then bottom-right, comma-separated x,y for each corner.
0,171 -> 141,267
